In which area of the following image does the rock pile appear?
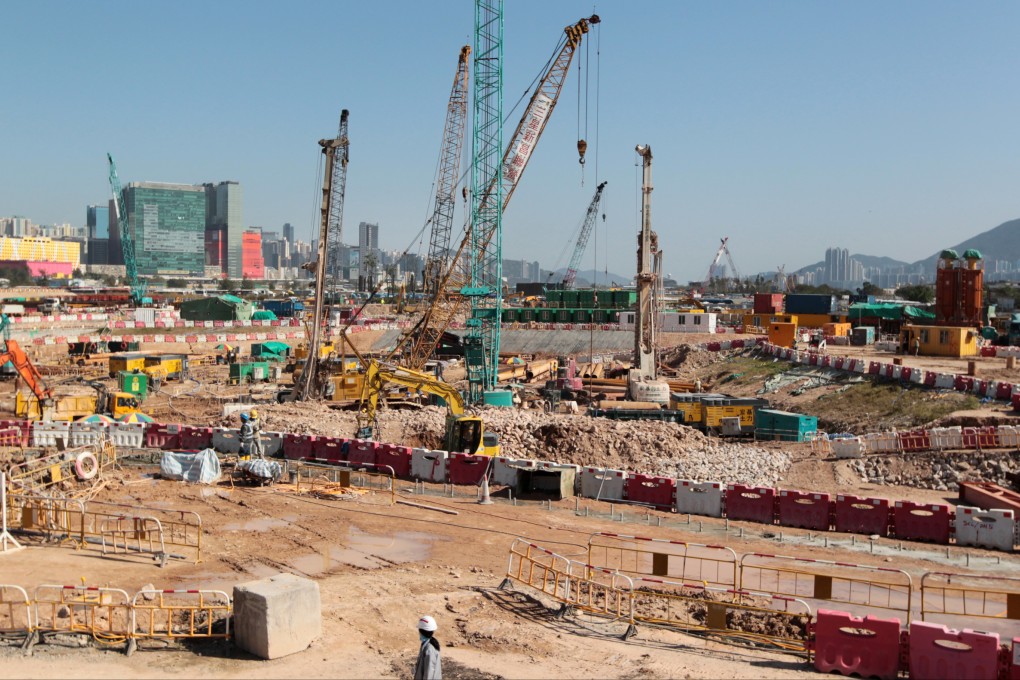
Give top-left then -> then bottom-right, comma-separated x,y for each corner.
851,451 -> 1020,491
251,403 -> 791,487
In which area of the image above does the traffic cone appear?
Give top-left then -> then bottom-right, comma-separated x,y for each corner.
478,476 -> 493,505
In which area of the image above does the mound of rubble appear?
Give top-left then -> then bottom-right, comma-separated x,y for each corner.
251,403 -> 791,487
851,451 -> 1020,491
658,343 -> 724,373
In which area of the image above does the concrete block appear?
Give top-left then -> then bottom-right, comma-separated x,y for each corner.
233,572 -> 321,659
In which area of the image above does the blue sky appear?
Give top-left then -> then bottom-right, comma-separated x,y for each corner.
2,1 -> 1019,282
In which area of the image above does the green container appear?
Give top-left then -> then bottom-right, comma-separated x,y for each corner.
561,291 -> 579,308
501,308 -> 518,323
117,370 -> 149,398
537,308 -> 555,323
517,308 -> 536,323
607,310 -> 620,323
546,290 -> 563,306
755,409 -> 817,442
556,308 -> 573,323
572,308 -> 592,323
230,361 -> 270,384
483,389 -> 514,407
613,290 -> 637,308
576,289 -> 596,307
591,309 -> 608,323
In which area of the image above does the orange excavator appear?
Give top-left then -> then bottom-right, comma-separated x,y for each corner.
0,314 -> 53,406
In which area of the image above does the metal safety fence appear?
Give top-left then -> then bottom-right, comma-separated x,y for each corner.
5,441 -> 117,496
920,572 -> 1020,629
0,583 -> 232,650
286,460 -> 395,505
586,532 -> 738,588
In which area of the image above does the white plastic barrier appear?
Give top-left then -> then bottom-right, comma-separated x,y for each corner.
674,480 -> 724,517
852,359 -> 867,373
30,421 -> 70,448
954,506 -> 1017,552
997,425 -> 1020,448
491,456 -> 536,487
107,422 -> 145,448
411,448 -> 447,483
260,431 -> 283,457
832,438 -> 864,459
934,373 -> 956,389
211,427 -> 241,454
862,432 -> 900,453
888,365 -> 902,381
579,467 -> 628,501
929,426 -> 964,450
69,422 -> 108,447
910,369 -> 924,384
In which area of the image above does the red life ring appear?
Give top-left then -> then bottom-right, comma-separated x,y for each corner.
74,451 -> 99,480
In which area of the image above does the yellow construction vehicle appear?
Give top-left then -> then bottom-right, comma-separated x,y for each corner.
356,360 -> 499,456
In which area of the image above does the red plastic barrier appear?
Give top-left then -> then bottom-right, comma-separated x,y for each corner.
961,427 -> 998,449
731,339 -> 745,349
145,423 -> 180,449
908,621 -> 1000,680
1014,393 -> 1020,412
283,433 -> 315,461
897,429 -> 932,453
834,495 -> 891,535
883,364 -> 896,379
347,439 -> 378,467
312,436 -> 343,462
725,485 -> 776,524
924,371 -> 938,387
892,502 -> 952,543
777,490 -> 831,531
955,375 -> 974,391
624,474 -> 676,509
0,419 -> 31,447
980,345 -> 997,357
813,609 -> 902,680
1011,638 -> 1020,680
868,361 -> 881,375
996,382 -> 1014,400
900,367 -> 913,382
447,452 -> 490,485
809,353 -> 819,366
377,444 -> 411,478
833,357 -> 845,370
179,426 -> 213,450
706,342 -> 721,352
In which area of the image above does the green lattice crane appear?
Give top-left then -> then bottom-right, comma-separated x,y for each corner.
107,154 -> 149,305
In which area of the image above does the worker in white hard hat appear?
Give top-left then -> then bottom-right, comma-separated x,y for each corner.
249,408 -> 264,459
413,615 -> 442,680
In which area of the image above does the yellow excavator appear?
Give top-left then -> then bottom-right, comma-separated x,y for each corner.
355,360 -> 499,456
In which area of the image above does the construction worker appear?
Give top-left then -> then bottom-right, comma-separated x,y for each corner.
249,408 -> 264,459
239,412 -> 254,459
413,615 -> 442,680
913,336 -> 921,357
694,378 -> 702,393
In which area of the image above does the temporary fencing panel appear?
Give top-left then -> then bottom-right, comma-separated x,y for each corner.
739,553 -> 912,619
897,429 -> 931,453
179,426 -> 213,450
813,609 -> 902,680
892,502 -> 953,544
724,485 -> 776,524
834,495 -> 891,535
998,425 -> 1020,448
283,433 -> 315,460
625,474 -> 676,509
920,572 -> 1020,634
145,423 -> 180,449
131,589 -> 231,641
586,532 -> 738,588
862,432 -> 900,454
962,426 -> 998,449
908,621 -> 1001,680
0,419 -> 31,447
674,480 -> 724,517
492,457 -> 534,487
311,436 -> 344,462
211,428 -> 241,454
99,515 -> 167,563
33,584 -> 133,641
411,449 -> 447,483
108,422 -> 145,448
831,438 -> 864,459
580,467 -> 628,501
777,490 -> 832,531
31,421 -> 70,448
0,584 -> 32,637
954,506 -> 1016,551
930,426 -> 964,450
347,439 -> 378,467
447,453 -> 491,485
376,444 -> 411,478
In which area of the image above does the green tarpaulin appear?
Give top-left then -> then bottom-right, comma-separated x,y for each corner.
849,303 -> 935,321
252,310 -> 277,321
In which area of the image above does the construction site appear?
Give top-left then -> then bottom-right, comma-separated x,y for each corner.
2,6 -> 1020,680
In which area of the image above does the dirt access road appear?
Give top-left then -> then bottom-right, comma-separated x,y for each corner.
0,470 -> 842,679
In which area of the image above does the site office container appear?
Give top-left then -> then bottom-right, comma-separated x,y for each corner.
517,308 -> 536,323
796,313 -> 846,328
850,326 -> 876,345
555,308 -> 573,323
501,308 -> 518,324
755,409 -> 818,442
822,322 -> 852,337
785,294 -> 837,315
572,309 -> 592,323
767,322 -> 797,348
576,290 -> 597,307
117,370 -> 149,398
753,293 -> 784,314
109,352 -> 147,377
561,291 -> 579,308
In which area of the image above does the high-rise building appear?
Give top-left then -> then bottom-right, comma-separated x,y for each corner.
282,222 -> 295,244
86,205 -> 110,239
242,230 -> 264,279
358,221 -> 379,273
124,182 -> 206,275
204,181 -> 244,278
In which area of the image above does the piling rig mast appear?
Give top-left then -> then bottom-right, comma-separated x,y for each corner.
107,154 -> 147,305
561,181 -> 607,289
326,110 -> 352,304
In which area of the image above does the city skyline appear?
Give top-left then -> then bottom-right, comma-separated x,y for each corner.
2,2 -> 1019,281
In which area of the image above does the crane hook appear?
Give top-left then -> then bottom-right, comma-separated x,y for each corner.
577,139 -> 587,165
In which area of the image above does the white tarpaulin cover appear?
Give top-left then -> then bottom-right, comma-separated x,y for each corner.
160,448 -> 221,484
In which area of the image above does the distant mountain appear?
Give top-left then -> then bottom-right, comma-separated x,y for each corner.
546,268 -> 632,287
912,218 -> 1020,271
794,254 -> 910,275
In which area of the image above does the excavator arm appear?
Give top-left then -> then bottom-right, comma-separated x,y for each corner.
0,339 -> 52,402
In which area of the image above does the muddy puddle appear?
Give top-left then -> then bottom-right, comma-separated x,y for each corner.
290,527 -> 441,573
223,517 -> 295,531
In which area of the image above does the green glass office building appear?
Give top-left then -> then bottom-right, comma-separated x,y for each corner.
124,182 -> 206,275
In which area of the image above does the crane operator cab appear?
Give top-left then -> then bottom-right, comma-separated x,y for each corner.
445,415 -> 500,456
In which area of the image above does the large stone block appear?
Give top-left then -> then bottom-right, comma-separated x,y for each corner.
233,572 -> 321,659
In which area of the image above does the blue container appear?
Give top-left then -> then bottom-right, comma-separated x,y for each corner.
785,294 -> 836,315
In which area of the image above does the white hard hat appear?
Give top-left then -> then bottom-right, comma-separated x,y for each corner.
417,615 -> 437,632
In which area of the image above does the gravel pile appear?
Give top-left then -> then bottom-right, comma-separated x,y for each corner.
852,451 -> 1020,491
248,402 -> 791,487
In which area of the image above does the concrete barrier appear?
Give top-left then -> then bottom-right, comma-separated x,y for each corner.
233,573 -> 321,660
